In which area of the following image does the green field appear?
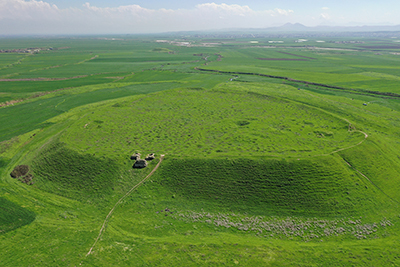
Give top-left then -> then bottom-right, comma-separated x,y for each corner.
1,35 -> 400,266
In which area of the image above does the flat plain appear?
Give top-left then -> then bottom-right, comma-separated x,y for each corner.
1,35 -> 400,266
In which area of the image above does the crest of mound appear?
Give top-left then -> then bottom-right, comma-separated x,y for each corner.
60,87 -> 365,160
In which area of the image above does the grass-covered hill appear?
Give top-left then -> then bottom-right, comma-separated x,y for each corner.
1,36 -> 400,266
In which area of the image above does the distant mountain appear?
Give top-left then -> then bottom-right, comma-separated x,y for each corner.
264,23 -> 400,32
167,24 -> 400,37
278,23 -> 309,31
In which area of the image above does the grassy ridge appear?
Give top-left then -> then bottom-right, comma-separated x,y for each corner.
32,142 -> 120,202
158,156 -> 385,217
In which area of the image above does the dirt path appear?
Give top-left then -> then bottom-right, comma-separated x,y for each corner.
295,91 -> 370,157
321,122 -> 368,156
77,55 -> 98,64
86,154 -> 165,256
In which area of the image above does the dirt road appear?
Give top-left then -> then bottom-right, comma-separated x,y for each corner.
86,154 -> 165,256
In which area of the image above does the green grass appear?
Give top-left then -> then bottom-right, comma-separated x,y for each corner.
0,80 -> 182,142
157,156 -> 386,217
201,46 -> 400,94
1,36 -> 400,266
77,153 -> 400,266
0,69 -> 230,142
90,54 -> 195,63
31,142 -> 120,202
0,54 -> 27,69
338,139 -> 400,202
0,74 -> 119,94
0,51 -> 94,78
60,85 -> 364,159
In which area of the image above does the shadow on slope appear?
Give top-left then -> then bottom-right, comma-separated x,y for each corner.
31,142 -> 119,203
0,197 -> 35,235
159,156 -> 386,217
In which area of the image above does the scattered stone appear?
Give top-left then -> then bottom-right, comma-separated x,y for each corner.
18,174 -> 34,185
130,153 -> 141,160
133,159 -> 147,168
10,165 -> 29,178
146,153 -> 155,161
10,165 -> 34,185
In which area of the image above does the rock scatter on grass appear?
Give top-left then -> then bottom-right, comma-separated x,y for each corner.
171,210 -> 394,241
10,165 -> 34,185
130,152 -> 155,168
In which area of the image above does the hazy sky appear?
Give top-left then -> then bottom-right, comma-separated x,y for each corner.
1,0 -> 399,34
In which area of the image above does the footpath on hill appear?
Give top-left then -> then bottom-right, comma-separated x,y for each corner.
86,154 -> 165,256
343,159 -> 399,204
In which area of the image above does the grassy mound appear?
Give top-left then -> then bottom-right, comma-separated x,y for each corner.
159,156 -> 384,217
32,142 -> 119,202
0,197 -> 35,234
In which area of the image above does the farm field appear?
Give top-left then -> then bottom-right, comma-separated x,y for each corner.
1,35 -> 400,266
